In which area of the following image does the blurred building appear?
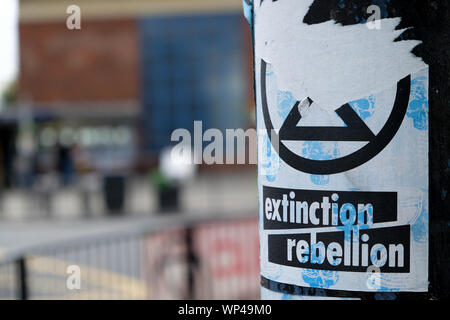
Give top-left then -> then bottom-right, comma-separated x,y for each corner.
16,0 -> 253,180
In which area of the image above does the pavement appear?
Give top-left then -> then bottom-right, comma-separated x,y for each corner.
0,169 -> 259,299
0,169 -> 258,221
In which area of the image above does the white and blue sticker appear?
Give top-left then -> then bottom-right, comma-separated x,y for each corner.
255,0 -> 429,295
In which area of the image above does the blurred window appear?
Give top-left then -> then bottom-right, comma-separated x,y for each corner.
139,13 -> 247,154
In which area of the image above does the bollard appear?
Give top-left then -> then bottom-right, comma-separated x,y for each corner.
245,0 -> 449,300
16,258 -> 28,300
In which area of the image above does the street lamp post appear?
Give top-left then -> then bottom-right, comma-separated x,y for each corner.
246,0 -> 449,300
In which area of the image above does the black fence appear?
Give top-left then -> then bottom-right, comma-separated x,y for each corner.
0,214 -> 259,300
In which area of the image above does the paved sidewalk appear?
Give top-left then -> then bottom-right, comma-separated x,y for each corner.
0,169 -> 258,221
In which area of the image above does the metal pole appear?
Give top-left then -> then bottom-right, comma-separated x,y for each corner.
16,258 -> 28,300
185,226 -> 197,299
246,0 -> 449,300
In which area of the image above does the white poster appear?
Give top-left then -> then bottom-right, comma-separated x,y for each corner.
255,0 -> 429,294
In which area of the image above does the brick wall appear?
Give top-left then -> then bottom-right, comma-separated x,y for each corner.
19,19 -> 139,103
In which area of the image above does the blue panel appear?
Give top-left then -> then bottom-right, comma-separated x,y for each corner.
139,13 -> 247,154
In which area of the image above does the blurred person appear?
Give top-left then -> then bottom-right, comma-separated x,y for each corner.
56,142 -> 74,186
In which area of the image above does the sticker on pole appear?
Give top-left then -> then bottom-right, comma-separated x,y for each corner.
255,0 -> 429,294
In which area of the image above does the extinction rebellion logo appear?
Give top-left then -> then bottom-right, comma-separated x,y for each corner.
259,57 -> 413,273
264,186 -> 410,273
260,59 -> 411,175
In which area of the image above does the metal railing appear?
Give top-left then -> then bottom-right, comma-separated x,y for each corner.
0,213 -> 259,300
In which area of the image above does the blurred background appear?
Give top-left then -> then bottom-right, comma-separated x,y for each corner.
0,0 -> 259,299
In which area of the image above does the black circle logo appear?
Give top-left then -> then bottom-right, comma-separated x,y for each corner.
260,59 -> 411,175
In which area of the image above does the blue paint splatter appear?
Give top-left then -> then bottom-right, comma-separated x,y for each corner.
302,269 -> 339,289
375,292 -> 398,300
349,95 -> 375,120
281,293 -> 293,300
407,76 -> 429,131
410,195 -> 429,243
243,0 -> 253,27
277,90 -> 296,121
261,134 -> 278,182
301,141 -> 339,185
